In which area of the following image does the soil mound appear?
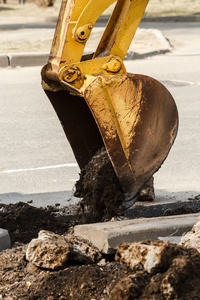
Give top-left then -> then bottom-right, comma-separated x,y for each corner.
0,202 -> 70,244
1,202 -> 200,299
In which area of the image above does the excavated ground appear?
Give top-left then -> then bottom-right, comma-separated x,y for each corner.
1,203 -> 200,299
1,149 -> 200,299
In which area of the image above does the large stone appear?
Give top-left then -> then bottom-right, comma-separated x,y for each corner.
115,240 -> 177,273
65,234 -> 102,263
26,230 -> 102,270
26,230 -> 72,270
180,217 -> 200,252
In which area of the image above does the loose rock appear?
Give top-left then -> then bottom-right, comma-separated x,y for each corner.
65,234 -> 102,263
180,217 -> 200,252
26,230 -> 102,270
26,230 -> 72,270
115,240 -> 178,273
113,240 -> 200,299
108,276 -> 141,300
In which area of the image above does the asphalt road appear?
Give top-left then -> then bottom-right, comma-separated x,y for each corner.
0,22 -> 199,207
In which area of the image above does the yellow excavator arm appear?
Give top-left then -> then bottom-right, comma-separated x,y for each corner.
42,0 -> 178,209
43,0 -> 149,90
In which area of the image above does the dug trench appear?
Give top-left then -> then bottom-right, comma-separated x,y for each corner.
1,148 -> 200,299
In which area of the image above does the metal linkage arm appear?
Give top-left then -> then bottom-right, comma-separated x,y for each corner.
44,0 -> 149,92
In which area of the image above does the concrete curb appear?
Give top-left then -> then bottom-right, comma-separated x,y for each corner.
141,14 -> 200,23
0,47 -> 170,68
0,15 -> 199,31
9,52 -> 49,68
0,54 -> 9,68
0,228 -> 11,252
0,53 -> 49,68
0,51 -> 161,68
74,213 -> 200,253
44,14 -> 200,24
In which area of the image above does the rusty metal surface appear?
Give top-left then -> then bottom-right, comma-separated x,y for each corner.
84,74 -> 178,207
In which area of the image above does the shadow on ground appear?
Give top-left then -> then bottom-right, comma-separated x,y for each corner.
0,190 -> 79,207
0,6 -> 16,11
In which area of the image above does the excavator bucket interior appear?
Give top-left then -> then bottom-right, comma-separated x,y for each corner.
41,0 -> 178,209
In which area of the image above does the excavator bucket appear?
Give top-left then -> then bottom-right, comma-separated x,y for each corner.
84,74 -> 178,207
42,0 -> 179,209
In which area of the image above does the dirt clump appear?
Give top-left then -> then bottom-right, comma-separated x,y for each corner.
75,147 -> 125,223
0,202 -> 71,245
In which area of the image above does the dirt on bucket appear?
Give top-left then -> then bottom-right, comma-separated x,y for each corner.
74,147 -> 125,223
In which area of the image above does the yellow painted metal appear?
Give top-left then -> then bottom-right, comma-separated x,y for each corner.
98,76 -> 136,179
45,0 -> 149,83
46,0 -> 91,81
94,0 -> 149,59
75,23 -> 93,43
59,55 -> 126,91
84,75 -> 143,182
102,58 -> 122,73
84,74 -> 178,202
62,67 -> 81,83
46,0 -> 76,81
57,0 -> 117,70
74,0 -> 116,36
43,0 -> 151,191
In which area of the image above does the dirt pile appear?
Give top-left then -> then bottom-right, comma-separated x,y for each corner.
1,229 -> 200,299
0,202 -> 72,245
75,148 -> 125,223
